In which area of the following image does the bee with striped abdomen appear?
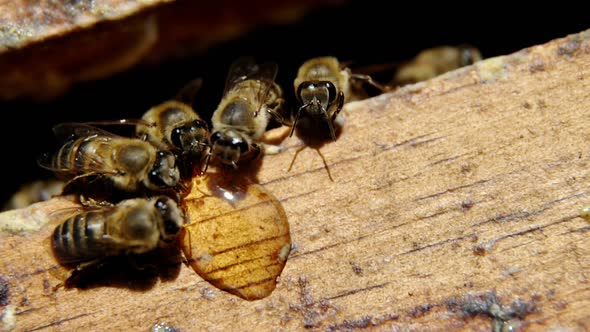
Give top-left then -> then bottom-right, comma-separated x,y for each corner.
391,45 -> 482,86
39,123 -> 180,197
51,196 -> 184,267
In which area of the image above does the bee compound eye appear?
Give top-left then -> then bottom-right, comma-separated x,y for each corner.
296,82 -> 314,102
230,137 -> 249,153
210,131 -> 223,144
148,169 -> 165,188
164,219 -> 181,236
171,127 -> 184,149
155,197 -> 170,213
155,197 -> 181,236
324,81 -> 337,104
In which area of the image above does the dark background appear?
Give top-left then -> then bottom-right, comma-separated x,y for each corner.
1,1 -> 588,205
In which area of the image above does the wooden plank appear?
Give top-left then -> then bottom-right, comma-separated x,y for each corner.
0,0 -> 344,100
1,29 -> 589,331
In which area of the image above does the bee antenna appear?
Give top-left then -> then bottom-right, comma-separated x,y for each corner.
176,181 -> 188,192
325,108 -> 337,141
290,103 -> 307,138
201,150 -> 212,174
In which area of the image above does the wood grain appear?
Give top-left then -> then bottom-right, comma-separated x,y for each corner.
0,0 -> 344,100
1,29 -> 590,331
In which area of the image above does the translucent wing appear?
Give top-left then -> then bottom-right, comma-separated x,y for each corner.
252,62 -> 279,116
46,204 -> 103,222
37,135 -> 115,178
223,56 -> 258,95
174,77 -> 204,106
223,57 -> 279,117
52,122 -> 120,143
82,119 -> 154,128
223,57 -> 278,93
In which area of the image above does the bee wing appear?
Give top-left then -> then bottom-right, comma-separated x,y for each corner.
223,56 -> 258,95
251,62 -> 279,116
37,138 -> 116,178
174,77 -> 204,106
82,119 -> 154,128
54,234 -> 125,266
54,120 -> 155,141
223,57 -> 279,116
36,152 -> 94,177
46,204 -> 98,222
52,122 -> 120,143
223,57 -> 278,93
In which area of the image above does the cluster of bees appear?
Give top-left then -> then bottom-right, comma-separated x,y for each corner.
35,55 -> 382,299
4,45 -> 482,299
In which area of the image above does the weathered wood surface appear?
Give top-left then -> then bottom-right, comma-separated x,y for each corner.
1,29 -> 590,331
0,0 -> 343,100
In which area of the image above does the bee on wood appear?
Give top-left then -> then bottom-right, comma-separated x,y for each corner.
136,78 -> 210,178
38,123 -> 180,197
2,179 -> 64,211
292,56 -> 385,140
209,57 -> 286,169
391,45 -> 482,85
51,196 -> 184,267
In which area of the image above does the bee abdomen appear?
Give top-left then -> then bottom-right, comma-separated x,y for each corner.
53,139 -> 90,172
51,212 -> 104,264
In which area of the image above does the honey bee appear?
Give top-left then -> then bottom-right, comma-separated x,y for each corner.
38,123 -> 180,196
209,57 -> 286,169
2,179 -> 64,211
292,56 -> 385,140
51,196 -> 184,267
136,78 -> 210,178
391,45 -> 482,85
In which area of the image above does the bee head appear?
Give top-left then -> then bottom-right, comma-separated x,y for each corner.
170,119 -> 210,156
209,130 -> 249,168
147,151 -> 180,190
153,196 -> 184,242
296,81 -> 337,117
290,80 -> 339,139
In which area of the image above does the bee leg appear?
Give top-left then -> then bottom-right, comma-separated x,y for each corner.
77,194 -> 114,207
261,142 -> 284,155
61,172 -> 103,195
75,259 -> 102,271
325,91 -> 346,140
126,253 -> 157,272
200,152 -> 212,175
52,282 -> 65,292
241,143 -> 263,163
155,187 -> 182,206
350,73 -> 389,92
64,259 -> 104,288
267,98 -> 293,126
287,145 -> 307,172
331,91 -> 345,123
